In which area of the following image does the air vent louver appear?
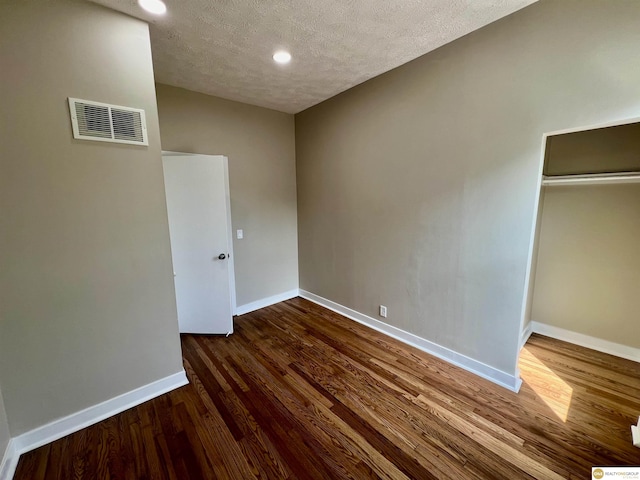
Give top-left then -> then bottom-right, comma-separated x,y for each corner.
68,98 -> 148,146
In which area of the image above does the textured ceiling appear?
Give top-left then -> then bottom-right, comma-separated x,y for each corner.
92,0 -> 537,113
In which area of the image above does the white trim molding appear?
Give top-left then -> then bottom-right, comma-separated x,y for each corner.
235,289 -> 299,316
12,370 -> 188,460
520,322 -> 534,350
0,440 -> 18,480
299,290 -> 522,393
531,322 -> 640,363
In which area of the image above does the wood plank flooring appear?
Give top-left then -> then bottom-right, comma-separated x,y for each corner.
14,297 -> 640,479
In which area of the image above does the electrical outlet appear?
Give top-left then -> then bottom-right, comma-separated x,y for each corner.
379,305 -> 387,318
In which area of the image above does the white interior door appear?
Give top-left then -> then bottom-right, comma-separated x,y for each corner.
162,153 -> 235,334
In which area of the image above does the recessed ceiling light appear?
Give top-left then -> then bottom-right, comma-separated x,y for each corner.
273,51 -> 292,65
138,0 -> 167,15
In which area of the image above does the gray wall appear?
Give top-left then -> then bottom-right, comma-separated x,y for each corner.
295,0 -> 640,377
0,386 -> 9,461
155,85 -> 298,307
0,1 -> 184,435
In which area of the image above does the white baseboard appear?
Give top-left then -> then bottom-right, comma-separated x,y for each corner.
520,322 -> 533,350
0,440 -> 18,480
531,322 -> 640,363
12,370 -> 188,460
235,289 -> 299,316
299,289 -> 522,393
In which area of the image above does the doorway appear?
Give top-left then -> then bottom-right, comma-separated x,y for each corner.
520,118 -> 640,361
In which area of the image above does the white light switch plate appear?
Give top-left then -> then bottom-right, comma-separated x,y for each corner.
237,229 -> 243,239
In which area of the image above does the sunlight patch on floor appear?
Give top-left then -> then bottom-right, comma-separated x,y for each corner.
520,347 -> 573,422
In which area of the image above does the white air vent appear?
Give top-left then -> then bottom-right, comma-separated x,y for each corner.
68,98 -> 148,146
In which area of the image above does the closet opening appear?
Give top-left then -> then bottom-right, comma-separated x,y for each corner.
520,117 -> 640,363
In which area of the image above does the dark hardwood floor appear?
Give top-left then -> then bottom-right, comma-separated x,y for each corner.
14,297 -> 640,479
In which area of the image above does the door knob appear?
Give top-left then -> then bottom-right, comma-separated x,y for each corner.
218,253 -> 226,260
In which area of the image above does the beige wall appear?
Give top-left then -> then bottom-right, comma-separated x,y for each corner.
0,386 -> 9,461
0,1 -> 184,435
545,122 -> 640,175
532,187 -> 640,349
295,0 -> 640,377
155,85 -> 298,306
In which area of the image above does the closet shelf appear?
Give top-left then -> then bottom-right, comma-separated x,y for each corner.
542,171 -> 640,186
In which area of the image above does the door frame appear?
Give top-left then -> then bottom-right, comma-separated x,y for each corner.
162,151 -> 237,317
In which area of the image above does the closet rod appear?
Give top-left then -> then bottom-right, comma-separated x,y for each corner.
542,172 -> 640,186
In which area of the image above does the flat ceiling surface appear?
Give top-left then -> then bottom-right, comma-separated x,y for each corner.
93,0 -> 537,113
